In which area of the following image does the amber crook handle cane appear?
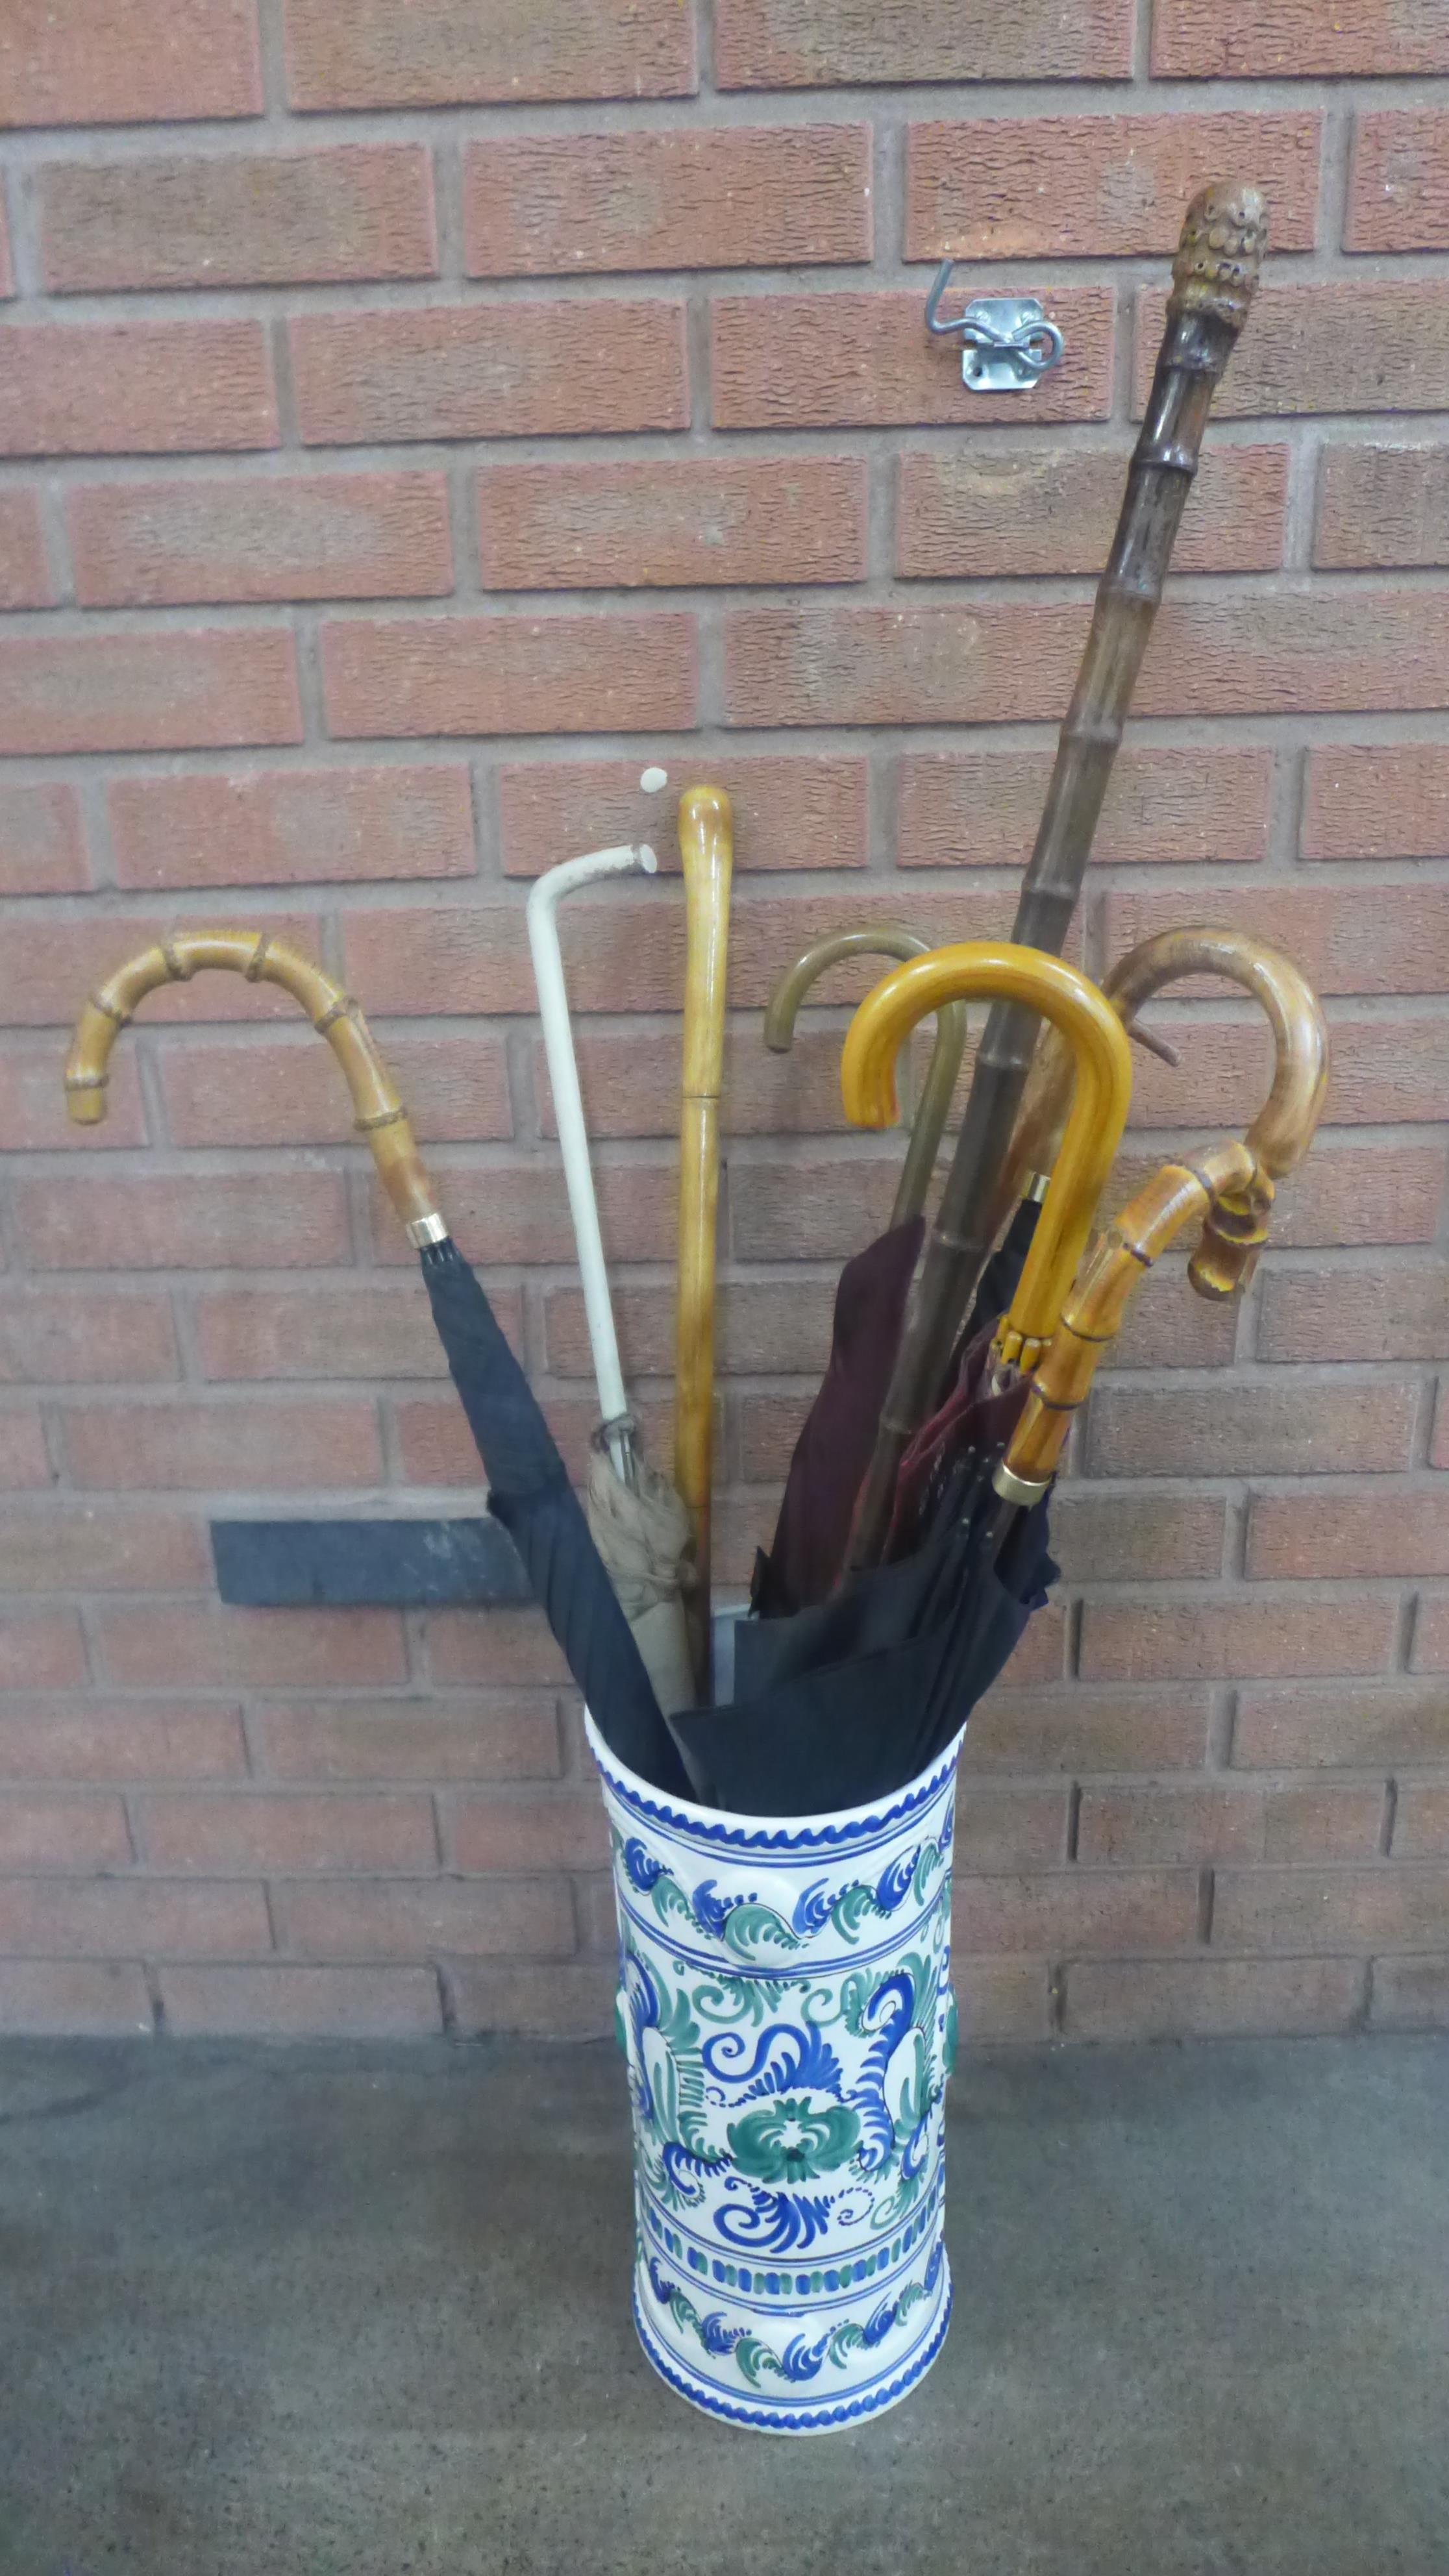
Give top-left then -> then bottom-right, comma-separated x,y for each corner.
993,927 -> 1330,1298
64,928 -> 445,1243
993,1139 -> 1257,1510
840,943 -> 1134,1379
765,927 -> 967,1228
674,786 -> 733,1679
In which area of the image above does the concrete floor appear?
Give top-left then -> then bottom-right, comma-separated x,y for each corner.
0,2037 -> 1444,2576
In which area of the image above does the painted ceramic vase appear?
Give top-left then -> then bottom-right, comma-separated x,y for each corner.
587,1715 -> 961,2435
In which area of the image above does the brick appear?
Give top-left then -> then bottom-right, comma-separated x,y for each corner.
424,1609 -> 569,1690
0,488 -> 55,608
725,600 -> 1087,728
12,1171 -> 349,1270
1078,1782 -> 1381,1868
1102,883 -> 1449,997
716,0 -> 1132,84
478,455 -> 867,591
0,1416 -> 53,1491
1091,1381 -> 1417,1480
392,1389 -> 676,1491
162,1032 -> 509,1148
322,612 -> 695,741
1081,1595 -> 1397,1683
0,194 -> 10,295
546,1275 -> 840,1381
954,1958 -> 1053,2044
898,443 -> 1286,582
292,300 -> 686,445
0,1703 -> 245,1783
0,784 -> 88,895
284,0 -> 695,108
1049,1491 -> 1225,1586
97,1605 -> 406,1693
0,1961 -> 152,2037
0,1793 -> 130,1870
444,1958 -> 612,2038
275,1875 -> 573,1959
1413,1598 -> 1449,1672
1317,445 -> 1449,571
0,320 -> 277,456
1215,1865 -> 1449,1953
950,1788 -> 1069,1871
1143,280 -> 1449,421
1233,1683 -> 1449,1770
1304,743 -> 1449,854
0,1507 -> 206,1594
0,1613 -> 87,1689
444,1793 -> 609,1874
545,1026 -> 867,1139
0,1877 -> 268,1956
715,286 -> 1113,431
1152,589 -> 1449,716
466,124 -> 869,277
1233,1144 -> 1445,1249
1259,1259 -> 1447,1363
1371,1956 -> 1449,2031
0,908 -> 321,1027
160,1963 -> 440,2037
252,1696 -> 560,1784
40,145 -> 435,295
1156,0 -> 1449,72
1348,111 -> 1449,253
498,752 -> 868,878
0,628 -> 300,756
1391,1785 -> 1449,1857
952,1869 -> 1196,1956
0,0 -> 262,125
137,1790 -> 434,1875
0,1037 -> 146,1152
193,1279 -> 449,1381
373,1163 -> 674,1278
1248,1489 -> 1449,1583
1295,1016 -> 1448,1124
62,1398 -> 382,1492
898,744 -> 1273,874
1436,1391 -> 1449,1470
1064,1957 -> 1363,2042
70,472 -> 451,607
111,763 -> 474,891
908,113 -> 1318,260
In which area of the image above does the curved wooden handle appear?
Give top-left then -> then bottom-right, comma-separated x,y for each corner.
764,924 -> 967,1227
674,787 -> 734,1661
841,943 -> 1134,1374
64,928 -> 443,1244
998,1139 -> 1257,1496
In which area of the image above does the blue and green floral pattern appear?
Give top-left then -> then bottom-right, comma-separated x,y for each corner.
588,1716 -> 964,2436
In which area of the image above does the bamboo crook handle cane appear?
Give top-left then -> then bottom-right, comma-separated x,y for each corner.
848,180 -> 1268,1569
840,943 -> 1134,1378
765,926 -> 967,1228
674,787 -> 733,1683
987,926 -> 1330,1297
64,929 -> 444,1241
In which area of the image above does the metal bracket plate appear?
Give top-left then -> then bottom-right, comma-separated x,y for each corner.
924,263 -> 1066,393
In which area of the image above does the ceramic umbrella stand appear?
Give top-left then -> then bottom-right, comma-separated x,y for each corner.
587,1714 -> 961,2434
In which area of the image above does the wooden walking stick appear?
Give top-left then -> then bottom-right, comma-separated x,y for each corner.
765,926 -> 967,1226
674,785 -> 733,1686
848,180 -> 1268,1567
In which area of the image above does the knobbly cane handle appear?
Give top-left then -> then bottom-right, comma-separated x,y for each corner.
998,927 -> 1329,1299
765,926 -> 967,1230
840,943 -> 1133,1378
996,1141 -> 1257,1502
674,787 -> 734,1662
64,929 -> 444,1245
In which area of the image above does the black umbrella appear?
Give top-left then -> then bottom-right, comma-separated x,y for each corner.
62,927 -> 693,1800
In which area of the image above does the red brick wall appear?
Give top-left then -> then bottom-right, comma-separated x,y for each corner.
0,1 -> 1445,2047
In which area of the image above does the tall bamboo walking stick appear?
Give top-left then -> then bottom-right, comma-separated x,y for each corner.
674,785 -> 733,1686
848,179 -> 1268,1567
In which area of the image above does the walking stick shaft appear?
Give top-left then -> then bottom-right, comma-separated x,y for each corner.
675,786 -> 733,1680
848,180 -> 1267,1568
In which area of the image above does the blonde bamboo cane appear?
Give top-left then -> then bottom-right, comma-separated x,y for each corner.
64,928 -> 443,1243
674,787 -> 733,1679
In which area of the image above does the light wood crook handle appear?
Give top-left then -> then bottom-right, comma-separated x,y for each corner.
673,787 -> 733,1671
997,1139 -> 1257,1498
64,928 -> 444,1245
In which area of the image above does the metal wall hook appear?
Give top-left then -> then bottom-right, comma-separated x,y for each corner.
924,260 -> 1065,391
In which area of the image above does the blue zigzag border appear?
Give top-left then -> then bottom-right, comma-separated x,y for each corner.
631,2269 -> 954,2436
